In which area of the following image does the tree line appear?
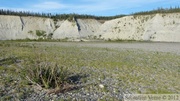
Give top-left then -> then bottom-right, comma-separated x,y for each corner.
132,7 -> 180,15
51,13 -> 126,21
0,9 -> 126,20
0,7 -> 180,20
0,9 -> 52,17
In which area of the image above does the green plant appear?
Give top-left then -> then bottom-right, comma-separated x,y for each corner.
114,27 -> 118,29
173,20 -> 175,24
24,61 -> 70,89
99,35 -> 102,38
0,56 -> 18,66
47,33 -> 53,39
28,30 -> 33,34
93,36 -> 97,39
67,16 -> 74,22
36,30 -> 46,37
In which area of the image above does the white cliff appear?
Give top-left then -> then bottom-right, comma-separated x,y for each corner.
0,15 -> 55,40
0,13 -> 180,42
53,20 -> 79,39
77,19 -> 101,38
97,13 -> 180,42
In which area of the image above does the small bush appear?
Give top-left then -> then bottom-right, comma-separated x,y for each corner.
28,30 -> 33,34
0,56 -> 18,66
99,35 -> 102,38
47,33 -> 53,39
24,61 -> 70,89
36,30 -> 46,37
173,20 -> 175,24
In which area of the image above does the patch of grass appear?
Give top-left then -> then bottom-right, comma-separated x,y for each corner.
24,60 -> 70,89
0,56 -> 18,66
106,38 -> 140,42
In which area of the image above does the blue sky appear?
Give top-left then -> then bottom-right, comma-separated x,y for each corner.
0,0 -> 179,16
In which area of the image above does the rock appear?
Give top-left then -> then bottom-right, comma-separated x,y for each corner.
99,84 -> 104,88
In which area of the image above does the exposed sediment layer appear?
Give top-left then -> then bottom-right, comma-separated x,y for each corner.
0,13 -> 180,42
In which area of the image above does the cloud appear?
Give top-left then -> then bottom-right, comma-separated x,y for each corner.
57,0 -> 161,14
28,1 -> 118,14
33,1 -> 66,10
0,1 -> 65,12
29,0 -> 179,15
55,0 -> 120,14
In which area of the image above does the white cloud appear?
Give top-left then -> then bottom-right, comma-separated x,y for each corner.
73,0 -> 179,15
39,0 -> 178,15
33,1 -> 66,10
57,0 -> 161,14
29,1 -> 117,14
56,0 -> 120,14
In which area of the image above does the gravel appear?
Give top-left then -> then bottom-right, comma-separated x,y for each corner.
30,42 -> 180,54
1,42 -> 180,100
0,67 -> 126,101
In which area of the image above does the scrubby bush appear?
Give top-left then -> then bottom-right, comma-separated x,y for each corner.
28,30 -> 33,34
47,33 -> 53,39
24,61 -> 70,89
36,30 -> 46,37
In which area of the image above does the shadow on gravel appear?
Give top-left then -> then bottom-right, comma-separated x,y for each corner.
49,74 -> 89,94
68,74 -> 88,84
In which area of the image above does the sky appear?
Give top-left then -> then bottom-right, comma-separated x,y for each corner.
0,0 -> 180,16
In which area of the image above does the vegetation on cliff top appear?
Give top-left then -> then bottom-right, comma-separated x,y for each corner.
132,7 -> 180,15
0,7 -> 180,20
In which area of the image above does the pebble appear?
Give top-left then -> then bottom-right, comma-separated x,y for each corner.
99,84 -> 104,88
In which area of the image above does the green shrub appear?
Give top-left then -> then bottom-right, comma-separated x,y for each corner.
47,33 -> 53,39
28,30 -> 33,34
173,20 -> 175,24
24,61 -> 70,89
67,16 -> 74,22
36,30 -> 46,37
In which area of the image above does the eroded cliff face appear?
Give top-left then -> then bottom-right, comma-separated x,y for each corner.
77,19 -> 101,38
52,18 -> 102,40
0,13 -> 180,42
0,15 -> 55,40
0,15 -> 100,40
97,13 -> 180,42
0,15 -> 23,40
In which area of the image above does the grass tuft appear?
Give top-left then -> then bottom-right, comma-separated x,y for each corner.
24,60 -> 70,89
